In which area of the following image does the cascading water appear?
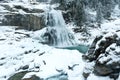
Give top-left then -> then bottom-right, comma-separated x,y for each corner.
43,9 -> 77,47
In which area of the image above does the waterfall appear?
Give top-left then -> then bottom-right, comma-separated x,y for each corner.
43,9 -> 77,47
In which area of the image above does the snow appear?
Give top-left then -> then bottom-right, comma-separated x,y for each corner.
101,19 -> 120,32
0,5 -> 9,13
87,74 -> 113,80
34,50 -> 84,79
98,43 -> 120,65
112,5 -> 120,18
0,26 -> 85,80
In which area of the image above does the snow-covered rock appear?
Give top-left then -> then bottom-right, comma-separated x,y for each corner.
0,2 -> 48,30
83,31 -> 120,80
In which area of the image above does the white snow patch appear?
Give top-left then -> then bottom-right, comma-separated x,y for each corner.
87,74 -> 113,80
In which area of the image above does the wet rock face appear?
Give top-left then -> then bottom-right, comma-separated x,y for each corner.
83,32 -> 120,79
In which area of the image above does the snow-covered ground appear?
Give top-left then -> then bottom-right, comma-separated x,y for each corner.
0,26 -> 85,80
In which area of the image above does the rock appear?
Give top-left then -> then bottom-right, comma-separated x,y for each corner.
72,27 -> 83,33
14,5 -> 44,13
22,73 -> 68,80
82,35 -> 103,61
1,5 -> 16,12
8,71 -> 29,80
24,51 -> 29,54
116,38 -> 120,46
0,39 -> 6,41
1,13 -> 46,30
109,73 -> 119,80
83,32 -> 120,79
83,34 -> 117,61
0,4 -> 46,31
8,71 -> 42,80
68,64 -> 79,71
83,72 -> 90,79
0,57 -> 6,60
82,62 -> 95,79
94,64 -> 113,76
94,60 -> 120,78
21,65 -> 29,70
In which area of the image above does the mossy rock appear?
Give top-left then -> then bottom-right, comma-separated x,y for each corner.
8,71 -> 29,80
8,71 -> 42,80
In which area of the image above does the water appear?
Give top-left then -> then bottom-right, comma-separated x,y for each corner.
46,74 -> 68,80
59,45 -> 89,54
43,9 -> 77,47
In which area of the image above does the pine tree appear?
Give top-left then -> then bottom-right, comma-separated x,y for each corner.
74,0 -> 86,27
119,0 -> 120,9
96,2 -> 103,25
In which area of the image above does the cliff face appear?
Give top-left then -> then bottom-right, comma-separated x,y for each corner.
0,3 -> 46,30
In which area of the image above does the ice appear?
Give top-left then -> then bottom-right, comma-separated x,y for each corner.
87,74 -> 113,80
24,49 -> 85,79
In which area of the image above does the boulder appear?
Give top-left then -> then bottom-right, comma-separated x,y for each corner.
8,71 -> 42,80
21,65 -> 29,70
8,71 -> 29,80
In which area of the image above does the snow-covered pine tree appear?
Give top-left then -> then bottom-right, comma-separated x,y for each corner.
86,0 -> 98,9
100,0 -> 115,19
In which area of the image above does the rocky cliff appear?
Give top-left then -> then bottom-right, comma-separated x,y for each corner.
0,3 -> 46,30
